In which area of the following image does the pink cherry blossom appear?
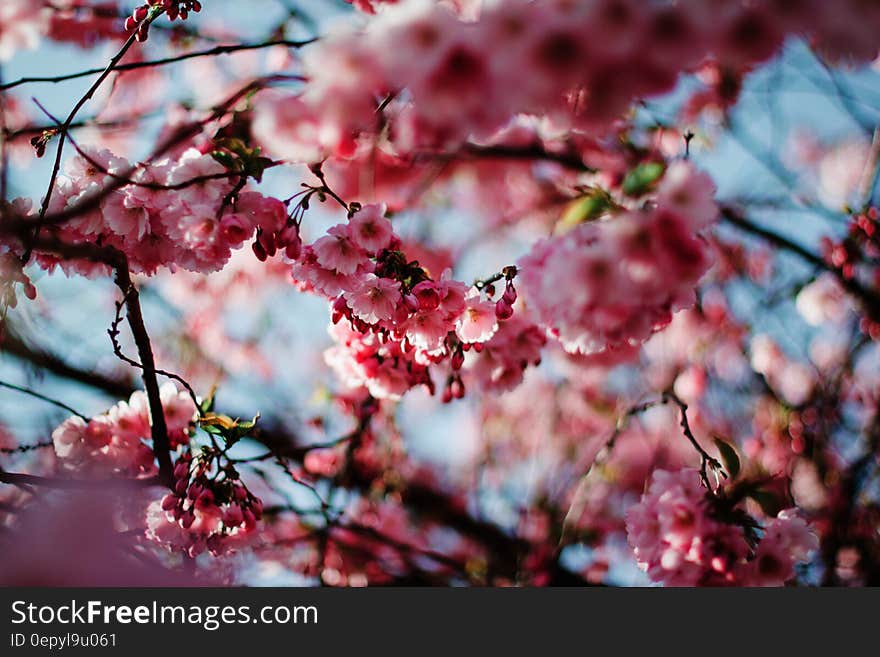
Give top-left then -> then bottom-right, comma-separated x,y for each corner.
313,224 -> 368,275
348,204 -> 394,253
455,291 -> 499,344
346,274 -> 402,324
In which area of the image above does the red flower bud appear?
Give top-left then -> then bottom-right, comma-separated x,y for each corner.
495,298 -> 514,320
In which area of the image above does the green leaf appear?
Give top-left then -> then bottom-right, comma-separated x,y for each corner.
713,436 -> 741,480
555,189 -> 613,233
199,387 -> 217,415
621,162 -> 665,196
210,150 -> 237,170
214,137 -> 249,157
233,413 -> 261,439
246,156 -> 276,183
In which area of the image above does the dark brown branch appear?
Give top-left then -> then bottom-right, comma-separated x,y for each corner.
0,380 -> 88,421
0,329 -> 135,399
0,470 -> 159,489
662,390 -> 725,490
107,291 -> 201,411
112,263 -> 173,487
0,440 -> 53,455
460,142 -> 597,172
721,205 -> 880,322
0,39 -> 316,92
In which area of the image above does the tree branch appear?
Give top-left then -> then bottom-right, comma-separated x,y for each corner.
0,380 -> 89,421
112,263 -> 173,487
26,17 -> 154,262
0,39 -> 316,92
0,470 -> 159,489
721,205 -> 880,322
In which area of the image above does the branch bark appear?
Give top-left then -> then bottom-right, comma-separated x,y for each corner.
721,205 -> 880,322
112,263 -> 173,487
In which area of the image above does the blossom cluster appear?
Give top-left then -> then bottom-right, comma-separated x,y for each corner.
255,0 -> 880,164
125,1 -> 202,42
288,202 -> 523,399
51,382 -> 196,476
146,448 -> 261,557
820,207 -> 880,339
11,147 -> 294,277
0,0 -> 204,61
626,469 -> 819,586
516,162 -> 718,355
463,314 -> 546,393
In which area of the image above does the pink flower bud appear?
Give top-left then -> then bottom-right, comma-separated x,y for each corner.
495,298 -> 514,320
242,508 -> 257,530
161,494 -> 178,511
195,489 -> 215,510
223,504 -> 244,527
180,509 -> 196,529
252,239 -> 268,262
187,483 -> 202,500
173,460 -> 189,479
502,283 -> 517,304
258,229 -> 277,258
285,235 -> 302,260
332,296 -> 349,324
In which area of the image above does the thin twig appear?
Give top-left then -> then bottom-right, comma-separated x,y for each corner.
0,39 -> 316,92
0,470 -> 160,489
112,261 -> 174,487
4,75 -> 294,237
26,11 -> 158,262
0,440 -> 53,455
107,291 -> 201,411
662,390 -> 725,490
0,380 -> 89,421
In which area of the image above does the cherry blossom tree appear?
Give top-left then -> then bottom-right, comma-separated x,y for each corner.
0,0 -> 878,586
